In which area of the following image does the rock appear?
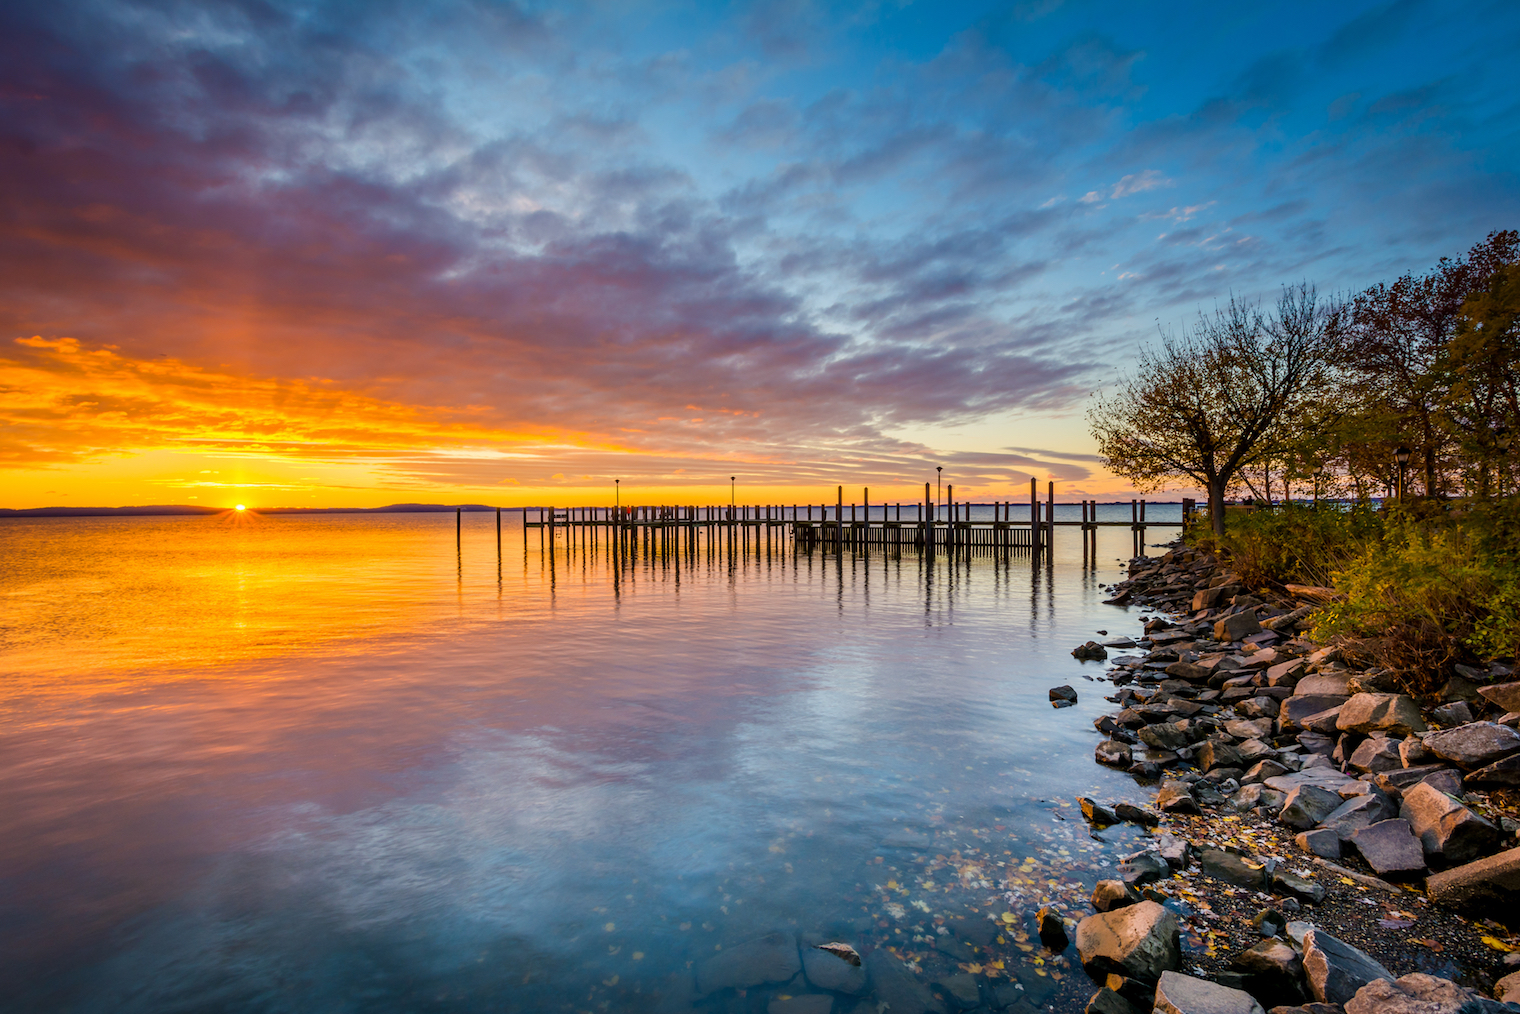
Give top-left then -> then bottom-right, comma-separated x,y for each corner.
1299,708 -> 1344,736
1157,782 -> 1201,814
1074,641 -> 1110,660
1465,754 -> 1520,789
1252,910 -> 1287,938
802,945 -> 866,994
1085,987 -> 1146,1014
696,932 -> 802,994
1097,740 -> 1134,767
934,971 -> 980,1010
862,948 -> 937,1014
1215,612 -> 1263,642
1238,696 -> 1282,719
1295,829 -> 1342,859
1336,693 -> 1427,736
1119,850 -> 1171,887
1231,937 -> 1306,1008
768,996 -> 832,1014
1267,659 -> 1307,685
934,934 -> 974,961
1374,764 -> 1451,791
1344,972 -> 1507,1013
1316,792 -> 1392,842
1080,797 -> 1119,825
1295,673 -> 1352,696
1052,684 -> 1080,703
1422,768 -> 1464,795
1074,900 -> 1181,984
1152,970 -> 1266,1014
1480,682 -> 1520,714
1347,737 -> 1403,774
1430,701 -> 1474,727
1350,819 -> 1426,878
1140,723 -> 1193,750
1400,782 -> 1501,864
1115,802 -> 1161,826
1270,869 -> 1328,904
1200,848 -> 1267,889
1496,969 -> 1520,1004
1237,738 -> 1278,764
1158,833 -> 1192,869
1427,846 -> 1520,915
1301,927 -> 1394,1005
1228,718 -> 1275,739
1167,661 -> 1212,683
1037,905 -> 1069,951
1092,879 -> 1140,912
1244,760 -> 1290,784
1424,722 -> 1520,769
1400,736 -> 1432,767
1279,784 -> 1345,830
1280,696 -> 1351,731
1200,740 -> 1246,772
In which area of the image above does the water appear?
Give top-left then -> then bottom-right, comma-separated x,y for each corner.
0,505 -> 1180,1012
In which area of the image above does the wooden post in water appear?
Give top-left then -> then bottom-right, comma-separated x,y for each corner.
456,506 -> 462,551
496,507 -> 501,561
1030,478 -> 1040,556
1046,482 -> 1055,553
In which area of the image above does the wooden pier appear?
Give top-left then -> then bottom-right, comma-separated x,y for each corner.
513,481 -> 1191,559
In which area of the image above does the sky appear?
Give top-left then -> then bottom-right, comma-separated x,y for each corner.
1,0 -> 1517,509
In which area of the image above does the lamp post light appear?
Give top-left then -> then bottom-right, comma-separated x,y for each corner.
1394,445 -> 1411,502
730,476 -> 735,519
936,466 -> 943,519
615,479 -> 620,510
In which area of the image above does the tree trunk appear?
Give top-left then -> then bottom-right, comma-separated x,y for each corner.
1209,478 -> 1228,536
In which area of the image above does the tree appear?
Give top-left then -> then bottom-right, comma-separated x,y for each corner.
1443,261 -> 1520,495
1333,230 -> 1519,497
1089,284 -> 1334,536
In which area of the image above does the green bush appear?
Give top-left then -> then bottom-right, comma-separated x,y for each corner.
1188,501 -> 1383,589
1311,498 -> 1520,688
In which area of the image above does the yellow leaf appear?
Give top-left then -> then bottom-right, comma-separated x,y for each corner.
1483,936 -> 1515,952
604,923 -> 616,932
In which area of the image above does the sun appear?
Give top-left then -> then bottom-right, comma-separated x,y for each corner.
235,504 -> 246,512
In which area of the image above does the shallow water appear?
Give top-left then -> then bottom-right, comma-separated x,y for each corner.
0,506 -> 1179,1012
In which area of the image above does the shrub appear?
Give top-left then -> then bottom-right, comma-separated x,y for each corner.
1312,498 -> 1520,691
1188,501 -> 1383,589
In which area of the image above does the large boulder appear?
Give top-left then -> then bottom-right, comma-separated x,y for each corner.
1479,682 -> 1520,714
1200,849 -> 1267,889
1465,754 -> 1520,789
1075,900 -> 1181,984
1215,612 -> 1262,642
1399,782 -> 1501,864
1152,970 -> 1266,1014
1424,722 -> 1520,769
1097,740 -> 1134,767
801,945 -> 866,994
1349,819 -> 1426,879
1279,783 -> 1344,830
1295,673 -> 1352,696
1336,693 -> 1427,736
1301,928 -> 1394,1005
1092,879 -> 1140,913
1345,972 -> 1513,1013
1280,695 -> 1350,731
696,932 -> 801,994
1230,938 -> 1307,1009
1199,740 -> 1245,772
1317,792 -> 1392,842
1426,846 -> 1520,915
862,949 -> 937,1014
1347,737 -> 1403,774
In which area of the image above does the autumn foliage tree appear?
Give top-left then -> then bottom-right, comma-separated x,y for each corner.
1089,285 -> 1335,535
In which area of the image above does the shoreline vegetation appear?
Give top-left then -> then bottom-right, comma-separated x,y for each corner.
1052,230 -> 1520,1012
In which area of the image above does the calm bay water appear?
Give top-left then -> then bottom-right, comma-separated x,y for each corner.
0,506 -> 1178,1013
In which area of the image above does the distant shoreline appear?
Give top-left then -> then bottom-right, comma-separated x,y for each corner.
0,500 -> 1194,518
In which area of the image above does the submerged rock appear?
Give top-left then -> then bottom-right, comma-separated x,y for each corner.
863,948 -> 937,1014
802,944 -> 865,994
696,932 -> 801,995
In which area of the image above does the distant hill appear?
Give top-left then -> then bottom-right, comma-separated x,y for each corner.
0,504 -> 527,518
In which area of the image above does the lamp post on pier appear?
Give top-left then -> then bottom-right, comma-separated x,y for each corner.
936,466 -> 942,520
1394,445 -> 1411,503
615,478 -> 620,509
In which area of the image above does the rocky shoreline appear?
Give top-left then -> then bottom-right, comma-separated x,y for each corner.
1065,540 -> 1520,1013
